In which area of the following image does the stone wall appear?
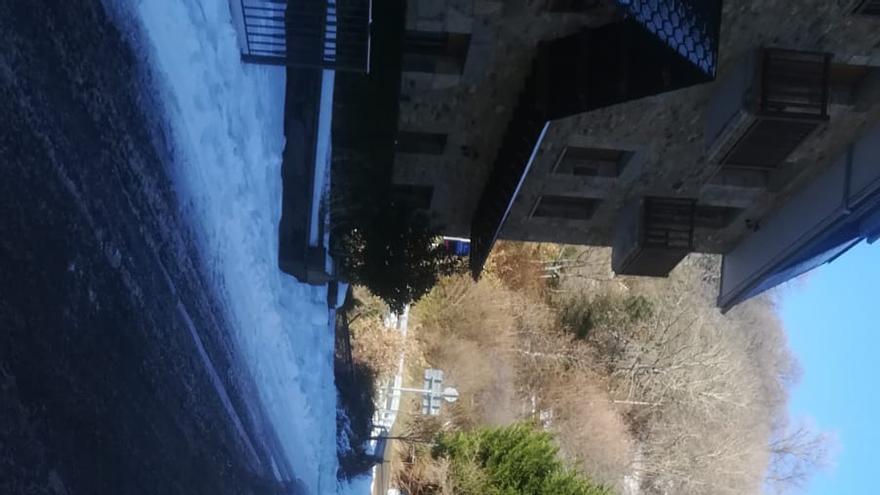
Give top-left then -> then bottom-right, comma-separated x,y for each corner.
391,0 -> 619,237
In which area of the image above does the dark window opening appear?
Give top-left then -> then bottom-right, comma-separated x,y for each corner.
396,131 -> 447,155
830,63 -> 870,86
543,0 -> 604,12
710,167 -> 769,188
854,0 -> 880,15
532,195 -> 599,220
552,146 -> 629,177
828,63 -> 871,104
694,205 -> 743,229
720,118 -> 819,171
391,184 -> 433,211
402,31 -> 471,74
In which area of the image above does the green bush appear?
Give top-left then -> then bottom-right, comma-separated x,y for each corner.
333,206 -> 463,313
433,424 -> 610,495
559,294 -> 654,340
330,146 -> 465,312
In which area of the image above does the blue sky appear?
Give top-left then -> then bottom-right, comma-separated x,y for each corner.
779,240 -> 880,494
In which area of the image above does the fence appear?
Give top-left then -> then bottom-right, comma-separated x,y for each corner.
238,0 -> 372,72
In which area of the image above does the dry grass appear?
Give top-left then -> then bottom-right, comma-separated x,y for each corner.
399,273 -> 639,491
540,372 -> 636,490
484,241 -> 560,300
386,245 -> 821,494
348,286 -> 416,380
411,275 -> 521,428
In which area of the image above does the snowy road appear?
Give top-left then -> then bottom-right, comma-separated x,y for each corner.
1,0 -> 366,494
1,1 -> 288,493
107,0 -> 368,492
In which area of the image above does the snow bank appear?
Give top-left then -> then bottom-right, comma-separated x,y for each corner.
338,476 -> 374,495
313,70 -> 335,248
106,0 -> 368,493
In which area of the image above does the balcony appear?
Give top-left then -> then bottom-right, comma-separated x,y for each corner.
706,49 -> 831,173
718,122 -> 880,311
236,0 -> 372,72
612,197 -> 696,277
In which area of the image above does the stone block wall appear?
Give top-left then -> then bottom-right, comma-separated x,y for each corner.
391,0 -> 619,236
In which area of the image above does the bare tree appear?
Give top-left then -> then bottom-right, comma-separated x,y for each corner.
542,253 -> 821,494
766,420 -> 834,494
401,250 -> 830,495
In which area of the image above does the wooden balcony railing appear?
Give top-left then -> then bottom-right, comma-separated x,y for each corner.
642,197 -> 696,252
718,49 -> 831,171
760,49 -> 831,120
612,197 -> 696,277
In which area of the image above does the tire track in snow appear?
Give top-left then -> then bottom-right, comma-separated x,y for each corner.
107,0 -> 344,492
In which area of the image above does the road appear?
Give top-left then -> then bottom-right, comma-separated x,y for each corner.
371,437 -> 396,495
369,308 -> 410,495
0,1 -> 298,494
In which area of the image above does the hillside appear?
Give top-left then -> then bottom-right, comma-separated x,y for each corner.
349,243 -> 830,494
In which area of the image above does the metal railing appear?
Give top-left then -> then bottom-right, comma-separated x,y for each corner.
714,49 -> 831,171
760,49 -> 831,120
240,1 -> 288,63
239,0 -> 371,72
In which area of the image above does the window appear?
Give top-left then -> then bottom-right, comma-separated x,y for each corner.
532,196 -> 599,220
710,167 -> 769,188
552,146 -> 629,177
830,64 -> 870,87
695,205 -> 743,229
854,0 -> 880,15
544,0 -> 602,12
402,31 -> 471,74
396,131 -> 447,155
391,184 -> 433,211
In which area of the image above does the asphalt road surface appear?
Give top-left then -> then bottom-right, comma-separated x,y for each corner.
0,2 -> 299,494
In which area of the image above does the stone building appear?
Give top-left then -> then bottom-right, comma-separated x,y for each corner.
236,0 -> 880,308
384,0 -> 880,309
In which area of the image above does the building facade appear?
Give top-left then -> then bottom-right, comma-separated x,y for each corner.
385,0 -> 880,309
238,0 -> 880,308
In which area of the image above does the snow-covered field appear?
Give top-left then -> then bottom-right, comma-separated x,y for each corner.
105,0 -> 367,493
